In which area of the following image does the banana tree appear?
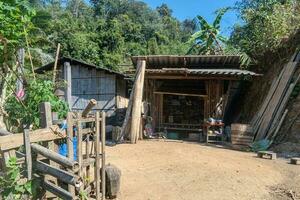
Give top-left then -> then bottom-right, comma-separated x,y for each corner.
187,8 -> 229,55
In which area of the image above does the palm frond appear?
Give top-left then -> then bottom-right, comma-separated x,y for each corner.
213,7 -> 230,30
196,15 -> 210,31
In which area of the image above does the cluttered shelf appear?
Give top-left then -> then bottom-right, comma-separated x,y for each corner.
161,123 -> 203,132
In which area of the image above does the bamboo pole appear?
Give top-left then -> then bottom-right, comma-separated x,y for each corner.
82,99 -> 97,118
95,112 -> 101,200
31,143 -> 79,171
43,180 -> 75,200
34,160 -> 82,187
130,60 -> 146,143
52,43 -> 61,84
101,111 -> 106,200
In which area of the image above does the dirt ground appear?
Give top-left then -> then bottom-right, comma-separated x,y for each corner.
106,140 -> 300,200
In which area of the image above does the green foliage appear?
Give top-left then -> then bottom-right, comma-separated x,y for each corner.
29,0 -> 192,70
0,0 -> 35,45
229,0 -> 300,60
187,8 -> 229,55
5,79 -> 68,130
0,157 -> 39,199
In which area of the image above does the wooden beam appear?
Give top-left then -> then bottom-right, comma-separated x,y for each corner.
35,160 -> 82,187
0,126 -> 66,151
64,62 -> 72,110
82,99 -> 97,118
66,112 -> 75,195
154,91 -> 207,98
23,129 -> 32,180
146,75 -> 240,80
40,102 -> 52,128
43,180 -> 76,200
31,143 -> 79,171
131,60 -> 146,143
95,112 -> 101,200
101,111 -> 106,200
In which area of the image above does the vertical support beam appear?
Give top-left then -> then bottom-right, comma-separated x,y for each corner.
23,129 -> 32,180
101,112 -> 106,200
40,102 -> 52,128
95,112 -> 101,200
39,102 -> 58,199
85,133 -> 90,185
64,61 -> 72,110
76,119 -> 83,190
66,112 -> 75,195
130,59 -> 146,143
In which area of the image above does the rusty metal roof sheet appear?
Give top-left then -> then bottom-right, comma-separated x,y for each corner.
146,68 -> 261,76
131,55 -> 243,69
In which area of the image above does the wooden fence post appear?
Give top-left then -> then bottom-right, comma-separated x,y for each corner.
23,128 -> 32,180
101,111 -> 106,200
67,112 -> 75,195
95,112 -> 101,200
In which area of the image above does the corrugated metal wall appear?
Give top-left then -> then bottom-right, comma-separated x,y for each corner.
70,65 -> 116,116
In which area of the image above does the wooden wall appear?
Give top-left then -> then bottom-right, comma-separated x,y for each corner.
57,63 -> 121,116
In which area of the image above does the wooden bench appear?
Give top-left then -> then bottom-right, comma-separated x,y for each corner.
290,157 -> 300,165
257,151 -> 277,160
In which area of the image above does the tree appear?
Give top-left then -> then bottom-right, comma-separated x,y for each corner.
0,0 -> 36,132
229,0 -> 300,60
187,8 -> 229,55
156,3 -> 172,17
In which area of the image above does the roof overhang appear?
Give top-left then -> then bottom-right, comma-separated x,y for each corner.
35,56 -> 126,77
131,55 -> 244,69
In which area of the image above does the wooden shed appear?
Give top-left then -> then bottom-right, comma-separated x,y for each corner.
126,55 -> 261,142
36,57 -> 129,118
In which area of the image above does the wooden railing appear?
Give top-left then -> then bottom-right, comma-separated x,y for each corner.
0,100 -> 106,200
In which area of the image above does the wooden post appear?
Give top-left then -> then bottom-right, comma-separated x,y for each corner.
40,102 -> 52,128
34,160 -> 82,187
82,99 -> 97,118
76,118 -> 83,190
39,102 -> 59,191
67,112 -> 75,195
95,112 -> 101,200
130,60 -> 146,143
23,128 -> 32,180
43,180 -> 75,200
64,62 -> 72,110
31,143 -> 79,171
101,111 -> 106,200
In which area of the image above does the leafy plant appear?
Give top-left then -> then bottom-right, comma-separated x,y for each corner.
229,0 -> 300,60
4,79 -> 68,130
0,157 -> 38,199
187,8 -> 229,55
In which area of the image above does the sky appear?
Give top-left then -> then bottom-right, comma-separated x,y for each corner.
142,0 -> 240,36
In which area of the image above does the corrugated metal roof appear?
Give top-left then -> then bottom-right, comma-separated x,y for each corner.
35,56 -> 126,77
146,68 -> 261,76
131,55 -> 243,69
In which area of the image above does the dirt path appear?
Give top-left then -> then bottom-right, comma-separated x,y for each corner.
106,140 -> 300,200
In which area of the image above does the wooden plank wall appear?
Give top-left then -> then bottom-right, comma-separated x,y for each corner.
70,65 -> 116,116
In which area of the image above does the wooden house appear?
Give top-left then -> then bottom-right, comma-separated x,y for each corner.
129,55 -> 261,141
36,57 -> 129,118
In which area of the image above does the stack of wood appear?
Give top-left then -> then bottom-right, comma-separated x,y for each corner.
252,52 -> 300,142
